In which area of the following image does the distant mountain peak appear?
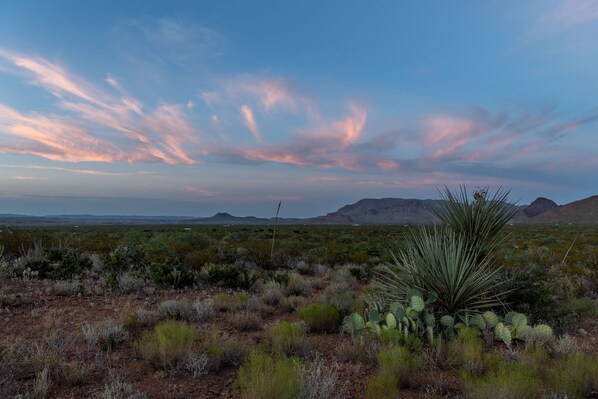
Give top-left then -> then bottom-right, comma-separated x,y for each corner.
527,195 -> 598,224
212,212 -> 233,218
523,197 -> 558,218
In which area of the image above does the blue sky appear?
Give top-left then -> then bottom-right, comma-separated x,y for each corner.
1,0 -> 597,217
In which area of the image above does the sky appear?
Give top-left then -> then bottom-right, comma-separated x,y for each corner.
1,0 -> 598,217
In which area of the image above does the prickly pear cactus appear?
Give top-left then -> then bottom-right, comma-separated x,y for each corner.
441,315 -> 455,328
390,302 -> 406,320
368,309 -> 382,325
441,315 -> 455,339
366,320 -> 381,334
495,322 -> 512,348
511,313 -> 528,329
481,311 -> 499,329
470,314 -> 487,331
385,313 -> 397,330
533,324 -> 553,343
516,325 -> 533,341
410,295 -> 425,312
504,312 -> 517,325
424,312 -> 435,328
342,313 -> 365,336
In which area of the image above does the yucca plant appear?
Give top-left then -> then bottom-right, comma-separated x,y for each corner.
371,186 -> 516,317
373,228 -> 506,315
433,186 -> 518,259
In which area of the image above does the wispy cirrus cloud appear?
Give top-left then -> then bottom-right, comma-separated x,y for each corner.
143,104 -> 198,164
1,46 -> 597,198
0,103 -> 124,162
210,103 -> 368,170
240,105 -> 262,142
425,115 -> 482,160
0,49 -> 199,164
0,50 -> 99,103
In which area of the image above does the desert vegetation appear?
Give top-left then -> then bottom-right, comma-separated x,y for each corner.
0,188 -> 597,398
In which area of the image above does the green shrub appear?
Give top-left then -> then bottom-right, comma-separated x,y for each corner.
102,244 -> 145,275
201,329 -> 249,370
365,375 -> 398,399
377,346 -> 420,388
201,264 -> 240,287
269,321 -> 311,357
202,329 -> 224,371
137,320 -> 196,370
377,328 -> 403,347
464,360 -> 540,399
213,293 -> 249,312
519,345 -> 550,375
445,327 -> 483,370
149,259 -> 194,288
501,262 -> 561,319
236,348 -> 300,399
50,250 -> 92,279
546,352 -> 598,398
298,303 -> 340,333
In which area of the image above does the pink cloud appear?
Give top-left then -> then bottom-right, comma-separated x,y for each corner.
0,104 -> 125,162
0,50 -> 199,165
240,105 -> 262,142
0,51 -> 102,105
376,160 -> 401,171
143,104 -> 198,164
212,104 -> 367,170
425,115 -> 476,159
305,103 -> 367,147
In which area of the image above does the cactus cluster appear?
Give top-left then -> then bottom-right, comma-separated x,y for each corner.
342,290 -> 438,344
343,290 -> 555,350
440,310 -> 554,349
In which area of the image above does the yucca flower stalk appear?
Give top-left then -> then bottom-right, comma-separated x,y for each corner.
433,186 -> 519,260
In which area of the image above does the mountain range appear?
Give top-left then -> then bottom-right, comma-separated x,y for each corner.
1,195 -> 597,226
